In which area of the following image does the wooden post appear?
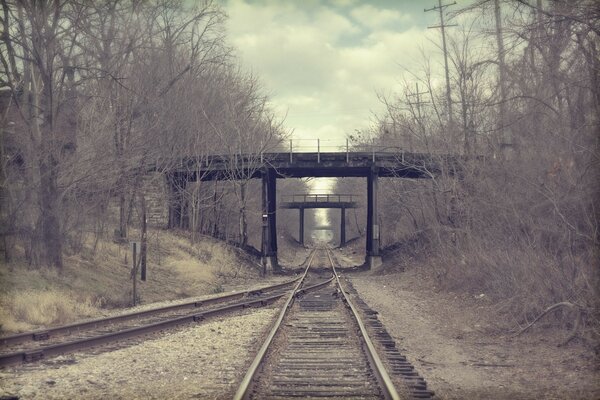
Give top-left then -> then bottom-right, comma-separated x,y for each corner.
141,195 -> 147,281
131,241 -> 138,306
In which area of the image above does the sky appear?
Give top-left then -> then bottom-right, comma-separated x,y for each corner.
222,0 -> 474,149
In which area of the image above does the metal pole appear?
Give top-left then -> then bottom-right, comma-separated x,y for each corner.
289,139 -> 293,163
317,139 -> 320,163
346,138 -> 349,163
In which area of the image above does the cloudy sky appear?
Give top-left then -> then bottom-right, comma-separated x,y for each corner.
222,0 -> 474,148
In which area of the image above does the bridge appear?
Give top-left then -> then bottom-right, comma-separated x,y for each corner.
159,146 -> 459,272
280,194 -> 359,247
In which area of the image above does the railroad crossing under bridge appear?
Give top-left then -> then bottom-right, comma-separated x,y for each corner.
161,149 -> 459,272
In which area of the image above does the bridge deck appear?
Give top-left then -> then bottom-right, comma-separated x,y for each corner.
162,151 -> 457,181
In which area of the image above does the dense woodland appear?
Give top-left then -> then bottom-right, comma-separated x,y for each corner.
0,0 -> 599,339
338,0 -> 599,336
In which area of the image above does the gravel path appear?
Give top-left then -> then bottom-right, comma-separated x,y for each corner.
0,307 -> 279,399
349,271 -> 599,400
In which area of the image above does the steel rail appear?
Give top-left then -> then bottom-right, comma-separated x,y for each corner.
326,248 -> 401,400
0,277 -> 300,347
233,249 -> 328,400
0,291 -> 289,367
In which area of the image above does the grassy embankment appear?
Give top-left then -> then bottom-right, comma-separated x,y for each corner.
0,229 -> 262,334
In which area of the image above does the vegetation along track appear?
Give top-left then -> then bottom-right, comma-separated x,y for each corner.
0,278 -> 300,367
235,247 -> 433,399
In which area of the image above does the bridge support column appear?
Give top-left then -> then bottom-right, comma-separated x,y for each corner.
299,207 -> 305,246
366,168 -> 382,269
340,206 -> 346,247
261,169 -> 278,273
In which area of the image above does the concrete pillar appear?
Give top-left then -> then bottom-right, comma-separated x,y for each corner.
261,169 -> 278,272
366,168 -> 382,269
299,207 -> 305,246
340,206 -> 346,247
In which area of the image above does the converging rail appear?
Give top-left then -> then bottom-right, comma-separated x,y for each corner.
234,248 -> 433,399
0,278 -> 300,367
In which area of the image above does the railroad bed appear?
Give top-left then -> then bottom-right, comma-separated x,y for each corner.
236,248 -> 433,399
2,248 -> 433,399
0,278 -> 298,367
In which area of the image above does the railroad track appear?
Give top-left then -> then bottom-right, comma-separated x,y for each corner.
0,277 -> 300,367
234,247 -> 433,399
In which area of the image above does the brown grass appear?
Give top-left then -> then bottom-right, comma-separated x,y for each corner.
0,228 -> 261,334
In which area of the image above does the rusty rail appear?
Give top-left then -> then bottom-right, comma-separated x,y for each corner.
0,277 -> 299,348
234,247 -> 404,399
0,292 -> 287,367
326,248 -> 401,400
233,249 -> 333,400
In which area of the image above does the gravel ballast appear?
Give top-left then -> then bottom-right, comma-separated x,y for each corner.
0,307 -> 279,399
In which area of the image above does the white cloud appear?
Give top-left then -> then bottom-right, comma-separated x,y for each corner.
350,4 -> 411,31
225,0 -> 443,142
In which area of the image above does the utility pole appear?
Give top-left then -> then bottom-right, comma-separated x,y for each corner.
406,82 -> 430,151
407,82 -> 430,121
425,0 -> 457,127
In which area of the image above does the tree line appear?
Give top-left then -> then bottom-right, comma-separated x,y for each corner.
339,0 -> 599,333
0,0 -> 290,268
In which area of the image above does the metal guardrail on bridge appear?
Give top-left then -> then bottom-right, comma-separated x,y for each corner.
281,194 -> 357,204
285,138 -> 407,163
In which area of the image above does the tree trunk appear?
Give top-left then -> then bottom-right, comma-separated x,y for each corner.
239,182 -> 248,246
38,159 -> 63,268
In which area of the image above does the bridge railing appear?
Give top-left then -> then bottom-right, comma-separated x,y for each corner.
281,194 -> 357,204
286,139 -> 406,163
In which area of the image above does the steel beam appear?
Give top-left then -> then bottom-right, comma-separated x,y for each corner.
261,169 -> 278,272
366,168 -> 382,269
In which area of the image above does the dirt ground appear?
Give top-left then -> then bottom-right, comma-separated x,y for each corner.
348,266 -> 600,400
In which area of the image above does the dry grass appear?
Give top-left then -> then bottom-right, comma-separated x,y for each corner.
389,229 -> 600,343
0,228 -> 261,334
0,290 -> 98,332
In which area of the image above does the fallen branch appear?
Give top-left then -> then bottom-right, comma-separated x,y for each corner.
513,302 -> 581,346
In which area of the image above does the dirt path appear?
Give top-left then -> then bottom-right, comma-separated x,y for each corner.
350,269 -> 599,399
